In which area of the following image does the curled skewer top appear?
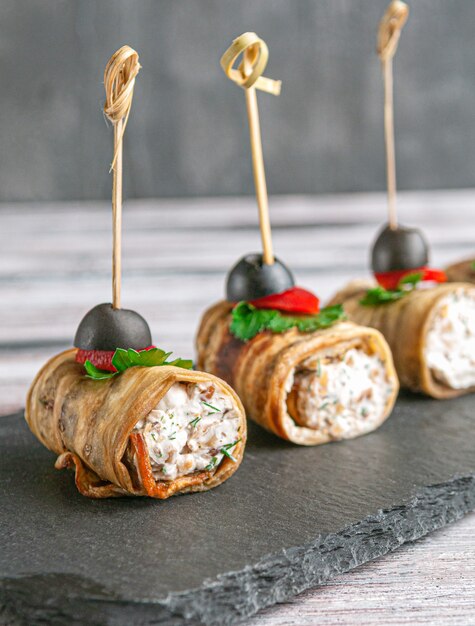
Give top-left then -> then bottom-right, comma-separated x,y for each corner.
220,32 -> 281,95
104,45 -> 141,169
377,1 -> 409,63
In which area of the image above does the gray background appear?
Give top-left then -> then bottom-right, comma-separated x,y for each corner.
1,0 -> 474,201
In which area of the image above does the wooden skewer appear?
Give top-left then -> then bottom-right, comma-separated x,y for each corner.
382,56 -> 397,230
377,1 -> 409,231
245,86 -> 274,264
221,33 -> 281,266
112,119 -> 123,309
103,46 -> 141,308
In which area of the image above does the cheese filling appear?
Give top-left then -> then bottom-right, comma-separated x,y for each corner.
133,382 -> 241,481
425,290 -> 475,389
288,348 -> 394,439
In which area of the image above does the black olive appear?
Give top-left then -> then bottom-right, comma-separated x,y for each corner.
74,303 -> 152,351
371,223 -> 429,273
226,253 -> 295,301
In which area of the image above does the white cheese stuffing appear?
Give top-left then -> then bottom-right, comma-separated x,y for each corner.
290,348 -> 394,439
133,382 -> 241,481
425,290 -> 475,389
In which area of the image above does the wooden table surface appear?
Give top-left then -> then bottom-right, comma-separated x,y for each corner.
1,190 -> 474,625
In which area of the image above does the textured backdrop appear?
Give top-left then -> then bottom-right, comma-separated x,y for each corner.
1,0 -> 475,201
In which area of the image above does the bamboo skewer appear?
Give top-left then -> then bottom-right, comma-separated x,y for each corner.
221,33 -> 281,266
245,87 -> 274,264
383,56 -> 397,230
103,46 -> 141,309
377,1 -> 409,231
112,120 -> 123,309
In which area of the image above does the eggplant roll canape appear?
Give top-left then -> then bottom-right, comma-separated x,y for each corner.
446,258 -> 475,284
196,302 -> 398,445
329,281 -> 475,398
26,349 -> 246,499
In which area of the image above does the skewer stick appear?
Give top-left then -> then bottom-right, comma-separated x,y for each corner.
221,33 -> 281,265
103,46 -> 141,308
377,1 -> 409,231
382,56 -> 397,230
112,119 -> 123,309
245,87 -> 274,264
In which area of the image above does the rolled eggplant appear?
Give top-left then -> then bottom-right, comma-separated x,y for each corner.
329,281 -> 475,398
446,258 -> 475,284
196,302 -> 398,445
26,349 -> 246,499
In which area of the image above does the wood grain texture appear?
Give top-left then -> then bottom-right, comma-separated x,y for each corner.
1,190 -> 474,624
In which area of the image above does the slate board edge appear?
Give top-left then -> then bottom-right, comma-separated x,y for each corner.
2,474 -> 474,626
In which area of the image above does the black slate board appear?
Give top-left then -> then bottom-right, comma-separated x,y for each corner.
1,394 -> 475,626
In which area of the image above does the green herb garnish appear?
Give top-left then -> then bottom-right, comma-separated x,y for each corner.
85,347 -> 193,380
360,272 -> 423,306
230,302 -> 345,342
202,401 -> 220,414
398,271 -> 423,286
205,456 -> 218,471
189,416 -> 201,428
220,439 -> 242,463
84,361 -> 116,380
359,286 -> 407,306
471,261 -> 475,271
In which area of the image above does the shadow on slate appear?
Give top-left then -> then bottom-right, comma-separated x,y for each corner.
1,392 -> 474,626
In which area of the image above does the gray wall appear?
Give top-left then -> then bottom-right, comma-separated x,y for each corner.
1,0 -> 475,201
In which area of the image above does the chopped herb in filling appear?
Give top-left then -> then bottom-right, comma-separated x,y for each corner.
287,347 -> 394,438
425,290 -> 475,389
133,382 -> 240,481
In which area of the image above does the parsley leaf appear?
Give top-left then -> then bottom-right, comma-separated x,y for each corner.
111,348 -> 172,371
230,302 -> 345,342
165,357 -> 194,369
360,286 -> 407,306
85,347 -> 193,380
360,272 -> 423,306
398,271 -> 423,286
84,360 -> 116,380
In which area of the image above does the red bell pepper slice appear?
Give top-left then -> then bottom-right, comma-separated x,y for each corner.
250,286 -> 320,315
374,267 -> 447,290
75,345 -> 155,372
